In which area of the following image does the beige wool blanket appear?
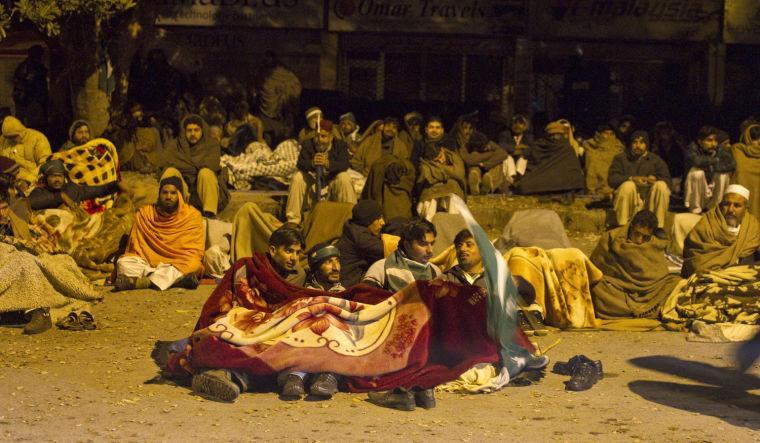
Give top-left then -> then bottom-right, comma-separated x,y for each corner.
0,242 -> 103,322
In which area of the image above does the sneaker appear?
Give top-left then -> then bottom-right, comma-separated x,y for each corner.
173,274 -> 200,290
367,389 -> 415,411
309,372 -> 339,398
525,353 -> 550,371
191,369 -> 241,402
565,362 -> 601,391
412,388 -> 436,409
281,373 -> 306,398
113,275 -> 136,291
553,355 -> 603,380
23,308 -> 52,335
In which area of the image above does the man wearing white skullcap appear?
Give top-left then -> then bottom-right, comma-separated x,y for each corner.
682,183 -> 760,277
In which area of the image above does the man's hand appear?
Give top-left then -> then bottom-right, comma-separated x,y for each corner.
631,176 -> 649,186
646,175 -> 658,184
433,149 -> 447,164
60,191 -> 78,210
313,152 -> 329,168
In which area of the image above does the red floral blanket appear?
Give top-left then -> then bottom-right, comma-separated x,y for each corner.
166,253 -> 518,391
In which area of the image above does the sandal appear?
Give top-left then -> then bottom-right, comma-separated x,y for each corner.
79,311 -> 97,330
55,312 -> 83,331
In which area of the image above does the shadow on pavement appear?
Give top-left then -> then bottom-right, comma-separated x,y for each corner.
627,355 -> 760,430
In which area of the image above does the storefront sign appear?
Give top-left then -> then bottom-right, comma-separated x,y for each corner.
724,0 -> 760,44
533,0 -> 722,42
328,0 -> 527,35
155,0 -> 323,29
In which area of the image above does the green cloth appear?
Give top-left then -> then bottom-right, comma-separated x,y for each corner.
590,224 -> 682,318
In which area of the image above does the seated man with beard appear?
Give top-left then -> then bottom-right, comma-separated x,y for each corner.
514,121 -> 584,197
279,242 -> 345,400
682,184 -> 760,277
28,159 -> 120,211
60,119 -> 92,150
608,130 -> 671,228
590,210 -> 682,319
114,177 -> 205,291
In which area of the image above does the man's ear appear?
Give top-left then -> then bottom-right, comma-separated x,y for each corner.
268,245 -> 276,256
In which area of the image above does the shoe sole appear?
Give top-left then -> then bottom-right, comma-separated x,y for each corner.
192,373 -> 240,402
310,387 -> 336,398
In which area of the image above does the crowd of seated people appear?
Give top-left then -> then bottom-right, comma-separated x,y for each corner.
0,84 -> 758,406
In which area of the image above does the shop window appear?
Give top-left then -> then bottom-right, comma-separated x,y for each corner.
425,54 -> 462,102
348,66 -> 377,100
384,53 -> 422,101
465,55 -> 503,102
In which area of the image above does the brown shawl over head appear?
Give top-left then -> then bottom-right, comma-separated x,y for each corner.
682,206 -> 760,277
161,114 -> 221,177
123,193 -> 205,275
590,225 -> 681,318
732,124 -> 760,221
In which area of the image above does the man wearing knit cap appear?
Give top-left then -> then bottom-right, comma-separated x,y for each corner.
682,184 -> 760,277
607,130 -> 671,228
115,175 -> 205,291
60,119 -> 92,150
399,111 -> 424,151
286,118 -> 356,224
683,125 -> 736,215
305,242 -> 344,293
514,120 -> 584,196
297,107 -> 323,144
337,112 -> 361,154
28,158 -> 121,211
336,199 -> 386,286
0,115 -> 51,188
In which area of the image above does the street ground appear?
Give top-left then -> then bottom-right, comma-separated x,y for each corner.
0,283 -> 758,442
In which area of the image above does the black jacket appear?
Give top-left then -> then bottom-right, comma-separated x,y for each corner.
608,150 -> 671,190
29,181 -> 119,210
297,138 -> 350,182
684,142 -> 736,182
336,221 -> 384,287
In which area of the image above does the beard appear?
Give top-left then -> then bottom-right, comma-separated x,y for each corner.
157,199 -> 179,215
725,214 -> 739,228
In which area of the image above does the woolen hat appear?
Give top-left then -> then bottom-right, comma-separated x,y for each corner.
305,107 -> 322,119
0,156 -> 19,175
307,242 -> 340,270
352,200 -> 383,227
725,184 -> 750,201
629,130 -> 649,146
339,112 -> 356,123
318,119 -> 333,133
544,121 -> 565,135
159,176 -> 183,192
39,159 -> 66,176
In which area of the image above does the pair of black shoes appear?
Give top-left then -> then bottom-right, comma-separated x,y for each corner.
281,372 -> 339,399
553,355 -> 603,391
367,387 -> 435,411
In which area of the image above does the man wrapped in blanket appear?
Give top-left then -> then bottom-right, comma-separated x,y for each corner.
114,176 -> 204,291
28,159 -> 121,212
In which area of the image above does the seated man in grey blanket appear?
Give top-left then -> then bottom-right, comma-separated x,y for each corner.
362,218 -> 441,291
